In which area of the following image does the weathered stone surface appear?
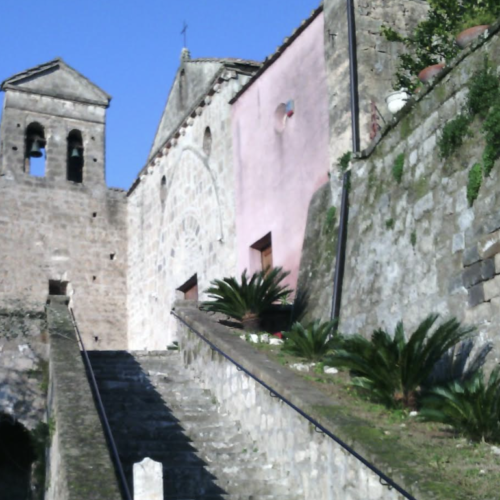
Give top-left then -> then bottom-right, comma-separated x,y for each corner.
468,283 -> 485,307
462,262 -> 483,289
482,258 -> 495,281
45,297 -> 122,500
484,275 -> 500,301
478,229 -> 500,259
463,244 -> 481,267
133,458 -> 163,500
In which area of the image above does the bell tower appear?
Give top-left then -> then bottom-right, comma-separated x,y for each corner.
0,58 -> 110,187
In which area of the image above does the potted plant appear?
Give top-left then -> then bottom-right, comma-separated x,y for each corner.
202,267 -> 291,332
456,11 -> 496,48
382,0 -> 500,91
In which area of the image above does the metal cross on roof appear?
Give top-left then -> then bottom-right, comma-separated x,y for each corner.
181,21 -> 188,48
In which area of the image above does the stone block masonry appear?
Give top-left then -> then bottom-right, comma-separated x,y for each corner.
325,23 -> 500,365
0,177 -> 128,348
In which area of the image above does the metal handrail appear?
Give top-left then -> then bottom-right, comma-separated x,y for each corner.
171,310 -> 418,500
69,308 -> 133,500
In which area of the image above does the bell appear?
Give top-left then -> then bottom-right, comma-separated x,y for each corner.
70,147 -> 82,159
29,138 -> 43,158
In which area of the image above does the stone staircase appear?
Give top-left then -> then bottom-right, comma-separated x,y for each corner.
87,350 -> 302,500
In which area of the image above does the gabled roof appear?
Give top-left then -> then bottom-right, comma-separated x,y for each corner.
230,4 -> 323,105
147,56 -> 259,162
1,58 -> 111,107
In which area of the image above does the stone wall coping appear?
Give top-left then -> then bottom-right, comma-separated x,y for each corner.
173,304 -> 436,499
46,300 -> 122,500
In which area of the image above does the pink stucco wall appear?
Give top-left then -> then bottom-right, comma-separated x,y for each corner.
231,12 -> 329,293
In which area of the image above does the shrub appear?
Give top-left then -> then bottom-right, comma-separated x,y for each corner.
438,114 -> 471,158
202,267 -> 291,331
421,365 -> 500,443
467,59 -> 500,118
283,320 -> 340,361
338,151 -> 352,173
382,1 -> 500,91
325,315 -> 474,409
482,102 -> 500,175
467,163 -> 482,206
392,153 -> 405,184
385,218 -> 395,230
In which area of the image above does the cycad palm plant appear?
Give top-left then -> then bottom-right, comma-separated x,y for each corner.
325,315 -> 474,408
283,320 -> 340,361
420,366 -> 500,443
202,267 -> 291,331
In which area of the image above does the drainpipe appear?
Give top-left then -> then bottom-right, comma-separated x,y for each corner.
331,0 -> 359,321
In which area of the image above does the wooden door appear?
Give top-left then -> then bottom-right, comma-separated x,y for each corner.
261,245 -> 273,272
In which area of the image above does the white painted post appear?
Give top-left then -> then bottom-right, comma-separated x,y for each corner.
133,457 -> 163,500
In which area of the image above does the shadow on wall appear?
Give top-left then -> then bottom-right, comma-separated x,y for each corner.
86,351 -> 228,499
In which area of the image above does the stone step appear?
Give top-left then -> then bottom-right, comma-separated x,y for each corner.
87,350 -> 294,499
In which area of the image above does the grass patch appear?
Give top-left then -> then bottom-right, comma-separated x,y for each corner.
467,163 -> 482,206
392,153 -> 405,184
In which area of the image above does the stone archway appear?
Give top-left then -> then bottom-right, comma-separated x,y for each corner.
0,413 -> 38,499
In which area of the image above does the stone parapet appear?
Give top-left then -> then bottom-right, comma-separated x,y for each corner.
45,297 -> 122,500
173,304 -> 443,500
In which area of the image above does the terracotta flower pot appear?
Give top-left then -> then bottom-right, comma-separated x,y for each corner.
418,63 -> 445,84
456,25 -> 490,49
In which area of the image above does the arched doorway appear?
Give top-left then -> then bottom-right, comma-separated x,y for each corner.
0,414 -> 37,500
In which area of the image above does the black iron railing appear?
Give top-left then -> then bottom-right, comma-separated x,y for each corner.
69,308 -> 132,500
171,310 -> 418,500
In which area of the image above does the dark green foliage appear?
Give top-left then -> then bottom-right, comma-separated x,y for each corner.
421,366 -> 500,443
467,163 -> 482,206
482,102 -> 500,175
283,320 -> 340,361
288,287 -> 309,327
467,59 -> 500,118
202,267 -> 291,322
325,315 -> 474,408
438,114 -> 471,158
385,218 -> 395,230
325,206 -> 337,231
392,153 -> 405,184
338,151 -> 352,172
382,1 -> 500,91
410,231 -> 417,247
423,338 -> 492,389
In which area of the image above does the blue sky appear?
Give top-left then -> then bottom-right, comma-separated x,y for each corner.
0,0 -> 321,189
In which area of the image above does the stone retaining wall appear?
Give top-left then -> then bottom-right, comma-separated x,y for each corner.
45,296 -> 121,500
174,304 -> 434,500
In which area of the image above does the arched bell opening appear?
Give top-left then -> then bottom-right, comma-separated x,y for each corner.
67,129 -> 84,183
25,123 -> 46,177
0,413 -> 38,500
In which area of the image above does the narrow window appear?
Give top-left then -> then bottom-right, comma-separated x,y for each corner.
67,130 -> 84,183
160,175 -> 167,205
177,274 -> 198,301
203,127 -> 212,157
251,232 -> 273,273
25,122 -> 46,176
